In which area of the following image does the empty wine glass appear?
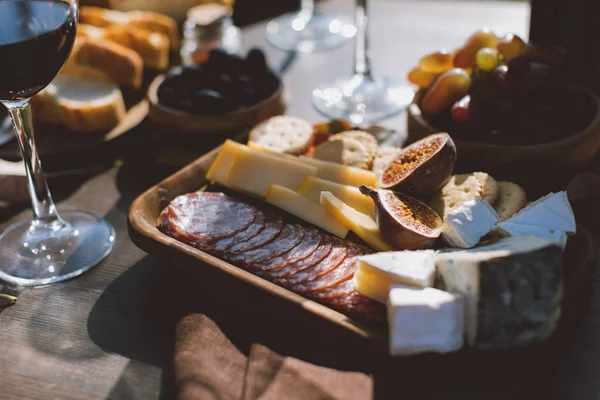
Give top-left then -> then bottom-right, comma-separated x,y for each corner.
265,0 -> 356,53
312,0 -> 414,124
0,0 -> 115,287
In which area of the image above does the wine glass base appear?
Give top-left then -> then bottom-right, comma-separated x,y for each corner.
0,210 -> 115,287
312,74 -> 415,124
265,12 -> 356,53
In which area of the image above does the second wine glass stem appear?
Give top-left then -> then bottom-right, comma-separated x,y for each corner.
6,101 -> 63,227
354,0 -> 372,78
300,0 -> 315,17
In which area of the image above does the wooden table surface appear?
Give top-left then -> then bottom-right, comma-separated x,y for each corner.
1,1 -> 599,399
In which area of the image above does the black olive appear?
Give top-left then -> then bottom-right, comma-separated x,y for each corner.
246,48 -> 267,74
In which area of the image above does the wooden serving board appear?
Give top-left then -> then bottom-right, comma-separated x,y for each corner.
128,136 -> 598,353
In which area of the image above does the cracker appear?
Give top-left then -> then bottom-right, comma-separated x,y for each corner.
249,116 -> 314,156
493,181 -> 528,221
372,145 -> 403,176
312,137 -> 371,169
329,130 -> 378,168
430,172 -> 500,217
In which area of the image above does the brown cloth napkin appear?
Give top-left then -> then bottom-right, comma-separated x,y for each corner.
174,314 -> 373,400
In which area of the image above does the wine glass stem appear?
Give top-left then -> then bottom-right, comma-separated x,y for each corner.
354,0 -> 372,79
5,100 -> 63,227
300,0 -> 315,17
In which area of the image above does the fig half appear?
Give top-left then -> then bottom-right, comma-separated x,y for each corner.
379,133 -> 456,198
360,186 -> 443,250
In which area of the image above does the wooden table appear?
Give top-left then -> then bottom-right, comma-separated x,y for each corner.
1,1 -> 599,399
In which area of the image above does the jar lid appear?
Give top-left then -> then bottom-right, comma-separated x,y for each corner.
186,3 -> 232,27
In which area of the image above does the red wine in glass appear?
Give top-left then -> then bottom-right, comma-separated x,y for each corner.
0,0 -> 76,101
0,0 -> 116,287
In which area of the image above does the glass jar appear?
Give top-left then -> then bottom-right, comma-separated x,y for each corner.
180,3 -> 242,65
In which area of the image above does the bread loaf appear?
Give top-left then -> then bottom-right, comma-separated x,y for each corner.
31,66 -> 126,133
68,37 -> 143,89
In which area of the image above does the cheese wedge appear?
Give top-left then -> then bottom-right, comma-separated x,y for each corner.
298,156 -> 378,187
442,198 -> 499,248
266,185 -> 349,238
320,191 -> 391,251
355,250 -> 437,303
388,286 -> 464,356
436,236 -> 563,349
298,176 -> 376,219
226,147 -> 317,198
206,140 -> 246,186
247,141 -> 301,162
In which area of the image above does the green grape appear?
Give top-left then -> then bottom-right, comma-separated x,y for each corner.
476,47 -> 499,71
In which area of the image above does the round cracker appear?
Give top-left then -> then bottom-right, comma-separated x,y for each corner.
329,130 -> 378,168
372,146 -> 403,176
249,116 -> 314,155
312,137 -> 371,169
430,172 -> 499,217
493,181 -> 528,221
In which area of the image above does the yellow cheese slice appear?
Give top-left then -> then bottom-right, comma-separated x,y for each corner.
354,267 -> 393,303
226,147 -> 317,198
266,185 -> 349,238
298,176 -> 376,219
298,156 -> 378,187
206,140 -> 246,186
320,191 -> 392,252
247,141 -> 300,161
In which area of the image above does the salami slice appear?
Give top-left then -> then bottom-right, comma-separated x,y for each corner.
265,235 -> 333,280
294,242 -> 368,293
250,228 -> 321,273
163,192 -> 256,243
276,237 -> 347,287
327,292 -> 386,322
225,214 -> 283,256
307,279 -> 355,300
230,224 -> 305,266
211,209 -> 267,253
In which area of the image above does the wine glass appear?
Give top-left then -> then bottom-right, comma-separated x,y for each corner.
312,0 -> 414,124
0,0 -> 115,287
265,0 -> 357,53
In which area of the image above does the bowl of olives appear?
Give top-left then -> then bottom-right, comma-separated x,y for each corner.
148,48 -> 286,134
406,30 -> 600,179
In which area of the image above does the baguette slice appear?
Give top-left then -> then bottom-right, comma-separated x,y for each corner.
31,66 -> 126,133
69,37 -> 143,89
79,6 -> 179,49
78,23 -> 169,70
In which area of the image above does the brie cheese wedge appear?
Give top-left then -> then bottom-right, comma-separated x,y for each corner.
496,191 -> 576,248
388,285 -> 464,356
355,250 -> 437,303
442,198 -> 500,248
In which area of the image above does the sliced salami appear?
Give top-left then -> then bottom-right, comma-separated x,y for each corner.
225,214 -> 283,255
265,235 -> 333,280
327,292 -> 386,322
294,242 -> 368,293
250,228 -> 322,273
230,224 -> 305,266
307,279 -> 355,300
276,237 -> 348,287
163,192 -> 256,243
211,209 -> 267,253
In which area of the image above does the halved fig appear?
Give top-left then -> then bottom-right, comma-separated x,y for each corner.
360,186 -> 443,250
379,133 -> 456,198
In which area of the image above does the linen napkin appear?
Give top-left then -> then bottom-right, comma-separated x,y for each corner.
174,314 -> 373,400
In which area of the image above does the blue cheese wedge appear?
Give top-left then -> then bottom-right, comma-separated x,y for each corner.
355,251 -> 437,303
496,192 -> 576,248
442,198 -> 499,248
388,286 -> 464,356
435,236 -> 563,350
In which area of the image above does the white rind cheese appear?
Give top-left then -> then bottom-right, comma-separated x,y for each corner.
388,286 -> 464,356
442,198 -> 499,248
435,236 -> 563,349
355,251 -> 437,302
496,191 -> 576,245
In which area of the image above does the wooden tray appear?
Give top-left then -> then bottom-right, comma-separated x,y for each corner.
128,137 -> 599,351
